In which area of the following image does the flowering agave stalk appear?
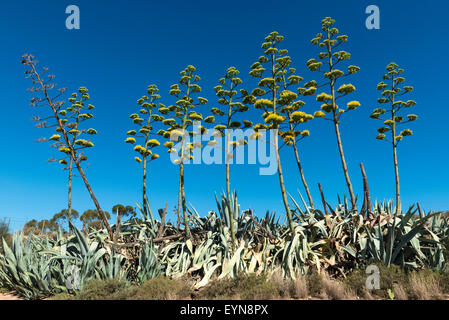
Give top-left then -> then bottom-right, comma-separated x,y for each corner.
245,31 -> 300,234
126,84 -> 163,219
306,17 -> 361,210
52,88 -> 97,228
277,66 -> 315,209
161,65 -> 208,237
22,54 -> 114,240
209,66 -> 252,242
370,63 -> 417,215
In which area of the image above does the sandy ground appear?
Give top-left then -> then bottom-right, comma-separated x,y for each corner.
0,291 -> 447,301
0,292 -> 22,300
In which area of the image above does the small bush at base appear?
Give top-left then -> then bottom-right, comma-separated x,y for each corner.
392,283 -> 408,300
270,270 -> 308,299
76,278 -> 128,300
48,268 -> 449,300
344,264 -> 408,299
321,273 -> 351,300
306,272 -> 323,296
239,274 -> 278,300
51,292 -> 76,300
129,277 -> 191,300
198,274 -> 278,300
407,271 -> 443,300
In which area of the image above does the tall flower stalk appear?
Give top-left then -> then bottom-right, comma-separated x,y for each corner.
307,17 -> 361,210
277,68 -> 315,209
22,54 -> 114,240
370,63 -> 417,215
161,65 -> 207,237
58,89 -> 95,227
126,84 -> 163,219
245,31 -> 300,233
209,66 -> 251,242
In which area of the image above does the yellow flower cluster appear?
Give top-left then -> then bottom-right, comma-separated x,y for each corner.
204,116 -> 215,123
321,104 -> 333,113
290,111 -> 313,123
280,90 -> 298,102
401,129 -> 413,136
254,99 -> 274,109
49,134 -> 61,141
264,113 -> 285,124
316,92 -> 332,102
125,137 -> 136,144
59,147 -> 71,154
162,118 -> 175,125
189,113 -> 203,121
347,101 -> 361,110
337,84 -> 356,94
314,111 -> 326,118
163,141 -> 174,148
134,145 -> 151,156
146,139 -> 160,147
214,125 -> 226,131
75,139 -> 94,148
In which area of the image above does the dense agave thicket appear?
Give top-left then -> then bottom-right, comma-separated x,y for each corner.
0,194 -> 447,299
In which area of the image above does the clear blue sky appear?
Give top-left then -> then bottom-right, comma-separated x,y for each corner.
1,0 -> 448,230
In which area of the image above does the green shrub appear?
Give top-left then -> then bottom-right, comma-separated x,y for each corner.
238,274 -> 278,300
76,278 -> 128,300
407,271 -> 440,300
51,292 -> 76,300
269,270 -> 309,299
306,272 -> 323,296
198,274 -> 278,300
438,272 -> 449,293
197,277 -> 236,300
344,264 -> 408,299
129,277 -> 191,300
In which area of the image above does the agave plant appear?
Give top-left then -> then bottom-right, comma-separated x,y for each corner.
1,194 -> 447,298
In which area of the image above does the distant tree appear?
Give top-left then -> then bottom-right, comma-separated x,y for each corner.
80,209 -> 111,231
0,219 -> 12,253
112,204 -> 136,218
21,54 -> 113,240
306,17 -> 361,209
23,219 -> 58,235
51,209 -> 79,233
370,63 -> 417,215
23,219 -> 38,235
125,85 -> 164,218
161,65 -> 208,237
